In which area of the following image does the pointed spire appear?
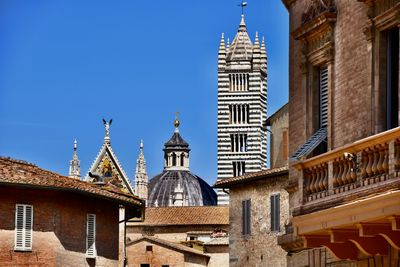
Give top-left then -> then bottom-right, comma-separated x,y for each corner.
69,139 -> 81,179
226,38 -> 230,49
226,14 -> 253,61
239,14 -> 246,28
261,36 -> 267,70
218,33 -> 226,70
253,32 -> 261,53
134,139 -> 148,204
219,33 -> 226,51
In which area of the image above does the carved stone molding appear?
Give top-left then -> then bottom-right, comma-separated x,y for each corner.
302,0 -> 336,25
293,12 -> 336,66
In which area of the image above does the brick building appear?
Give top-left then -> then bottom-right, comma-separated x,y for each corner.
126,206 -> 229,267
0,157 -> 144,266
278,0 -> 400,266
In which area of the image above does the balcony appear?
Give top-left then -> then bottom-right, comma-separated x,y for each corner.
279,128 -> 400,259
292,126 -> 400,216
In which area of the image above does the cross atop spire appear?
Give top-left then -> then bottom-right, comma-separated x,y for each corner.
238,1 -> 247,15
102,118 -> 112,144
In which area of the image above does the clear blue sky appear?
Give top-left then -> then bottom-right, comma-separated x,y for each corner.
0,1 -> 288,185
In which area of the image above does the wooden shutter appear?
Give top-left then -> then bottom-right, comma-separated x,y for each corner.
319,67 -> 329,128
242,199 -> 251,235
86,214 -> 96,258
271,194 -> 280,232
15,204 -> 33,251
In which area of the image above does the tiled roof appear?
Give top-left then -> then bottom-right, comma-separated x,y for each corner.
164,132 -> 189,149
214,165 -> 289,188
227,15 -> 253,61
0,157 -> 144,207
128,206 -> 229,226
127,236 -> 210,258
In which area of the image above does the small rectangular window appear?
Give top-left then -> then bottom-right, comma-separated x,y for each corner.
14,204 -> 33,251
140,264 -> 150,267
86,214 -> 96,258
242,199 -> 251,235
146,245 -> 153,252
270,194 -> 280,232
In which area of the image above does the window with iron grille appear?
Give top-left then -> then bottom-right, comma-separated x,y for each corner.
14,204 -> 33,251
86,214 -> 96,258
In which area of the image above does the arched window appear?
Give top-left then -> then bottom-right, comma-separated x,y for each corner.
172,153 -> 177,166
180,153 -> 185,166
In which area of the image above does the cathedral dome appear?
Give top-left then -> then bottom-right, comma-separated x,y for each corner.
147,116 -> 217,207
148,170 -> 217,207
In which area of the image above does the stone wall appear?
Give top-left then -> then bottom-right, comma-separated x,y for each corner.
269,104 -> 289,168
229,175 -> 289,267
0,187 -> 120,266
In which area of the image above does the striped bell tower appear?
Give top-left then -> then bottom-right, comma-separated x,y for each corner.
216,15 -> 267,205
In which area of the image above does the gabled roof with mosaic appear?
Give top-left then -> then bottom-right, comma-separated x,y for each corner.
86,119 -> 134,194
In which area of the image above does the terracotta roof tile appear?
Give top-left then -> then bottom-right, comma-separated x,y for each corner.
129,206 -> 229,226
0,157 -> 143,207
214,165 -> 289,188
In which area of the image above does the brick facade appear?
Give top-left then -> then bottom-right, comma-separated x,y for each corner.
0,186 -> 120,266
281,0 -> 400,265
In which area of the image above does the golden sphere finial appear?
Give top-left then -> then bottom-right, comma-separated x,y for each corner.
174,112 -> 180,129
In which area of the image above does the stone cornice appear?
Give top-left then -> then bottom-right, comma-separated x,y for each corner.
292,12 -> 337,41
373,2 -> 400,30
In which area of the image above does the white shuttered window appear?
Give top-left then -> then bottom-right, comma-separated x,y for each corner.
14,204 -> 33,251
86,214 -> 97,258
